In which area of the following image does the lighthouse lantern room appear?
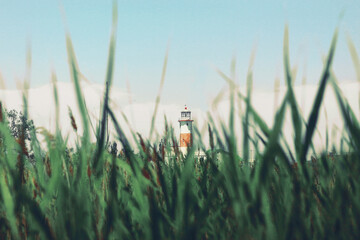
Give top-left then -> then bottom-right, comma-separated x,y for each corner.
179,105 -> 193,154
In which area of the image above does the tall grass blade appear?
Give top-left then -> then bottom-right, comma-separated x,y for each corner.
93,2 -> 118,171
301,28 -> 338,163
243,46 -> 256,163
0,172 -> 19,239
283,25 -> 302,160
330,73 -> 360,149
346,34 -> 360,82
346,34 -> 360,119
149,46 -> 169,141
257,96 -> 287,185
65,35 -> 89,140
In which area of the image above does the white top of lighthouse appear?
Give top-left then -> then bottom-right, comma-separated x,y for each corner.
179,105 -> 192,121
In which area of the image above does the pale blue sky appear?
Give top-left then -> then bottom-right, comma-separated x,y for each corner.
0,0 -> 359,109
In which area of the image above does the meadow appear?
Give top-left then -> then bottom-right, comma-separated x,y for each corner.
1,8 -> 360,240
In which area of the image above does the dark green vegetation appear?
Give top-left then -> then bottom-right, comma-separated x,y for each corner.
1,7 -> 360,240
4,108 -> 35,143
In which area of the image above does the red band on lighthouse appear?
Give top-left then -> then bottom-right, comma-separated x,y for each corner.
180,133 -> 192,147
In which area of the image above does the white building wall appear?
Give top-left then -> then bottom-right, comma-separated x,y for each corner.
180,122 -> 192,133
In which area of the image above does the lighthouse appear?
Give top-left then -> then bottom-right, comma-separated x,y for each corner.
179,105 -> 193,154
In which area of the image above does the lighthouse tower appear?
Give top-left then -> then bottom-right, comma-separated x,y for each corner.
179,105 -> 193,154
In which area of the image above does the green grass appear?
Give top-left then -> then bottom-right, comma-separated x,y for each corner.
1,8 -> 360,240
